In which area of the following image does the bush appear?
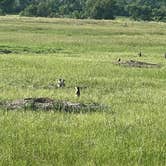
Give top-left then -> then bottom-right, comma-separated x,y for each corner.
85,0 -> 116,19
0,8 -> 5,16
20,4 -> 38,17
152,8 -> 166,22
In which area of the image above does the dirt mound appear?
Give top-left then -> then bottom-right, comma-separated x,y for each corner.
0,49 -> 12,54
24,97 -> 54,103
115,60 -> 161,68
0,98 -> 106,113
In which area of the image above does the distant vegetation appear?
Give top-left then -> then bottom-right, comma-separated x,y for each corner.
0,0 -> 166,21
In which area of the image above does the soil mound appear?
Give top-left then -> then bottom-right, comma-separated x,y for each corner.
0,98 -> 106,113
0,49 -> 12,54
115,60 -> 161,68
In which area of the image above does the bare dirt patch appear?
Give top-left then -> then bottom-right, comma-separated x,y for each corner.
0,49 -> 12,54
115,60 -> 161,68
0,98 -> 106,113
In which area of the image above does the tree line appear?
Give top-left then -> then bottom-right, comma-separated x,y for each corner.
0,0 -> 166,22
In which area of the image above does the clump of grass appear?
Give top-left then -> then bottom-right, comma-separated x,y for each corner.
0,110 -> 165,165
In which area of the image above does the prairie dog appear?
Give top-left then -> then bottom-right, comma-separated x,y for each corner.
138,51 -> 142,57
57,79 -> 65,88
75,87 -> 80,97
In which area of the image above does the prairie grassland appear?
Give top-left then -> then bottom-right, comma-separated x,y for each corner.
0,15 -> 166,165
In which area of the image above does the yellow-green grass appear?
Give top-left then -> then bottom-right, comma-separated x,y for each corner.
0,15 -> 166,165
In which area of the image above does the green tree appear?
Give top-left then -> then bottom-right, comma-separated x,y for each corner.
1,0 -> 165,22
85,0 -> 116,19
128,5 -> 152,21
0,0 -> 15,13
20,4 -> 38,16
152,7 -> 166,21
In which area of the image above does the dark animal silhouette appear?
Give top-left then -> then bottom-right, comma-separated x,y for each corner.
118,58 -> 121,62
138,51 -> 142,57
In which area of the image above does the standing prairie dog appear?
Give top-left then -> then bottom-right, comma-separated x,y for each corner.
138,51 -> 142,57
75,87 -> 80,97
57,79 -> 65,88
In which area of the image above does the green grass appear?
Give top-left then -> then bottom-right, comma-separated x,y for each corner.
0,15 -> 166,165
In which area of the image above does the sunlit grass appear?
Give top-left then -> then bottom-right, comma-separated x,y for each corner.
0,15 -> 166,165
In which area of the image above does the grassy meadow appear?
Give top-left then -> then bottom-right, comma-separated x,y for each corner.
0,15 -> 166,165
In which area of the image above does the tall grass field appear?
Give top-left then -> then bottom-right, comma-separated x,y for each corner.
0,15 -> 166,165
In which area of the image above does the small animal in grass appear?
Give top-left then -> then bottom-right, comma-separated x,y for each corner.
118,58 -> 121,62
164,53 -> 166,59
138,51 -> 142,57
75,87 -> 80,97
57,78 -> 65,88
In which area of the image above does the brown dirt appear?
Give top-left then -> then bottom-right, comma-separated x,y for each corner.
0,49 -> 12,54
115,60 -> 161,68
0,97 -> 106,112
